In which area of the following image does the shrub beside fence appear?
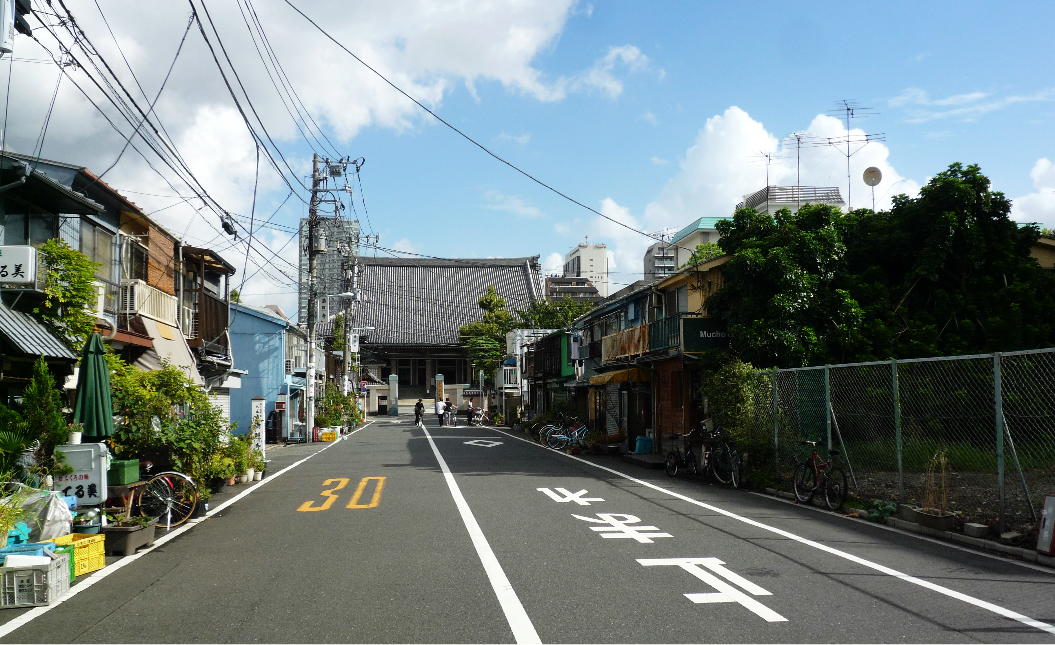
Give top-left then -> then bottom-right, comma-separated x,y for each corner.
747,349 -> 1055,533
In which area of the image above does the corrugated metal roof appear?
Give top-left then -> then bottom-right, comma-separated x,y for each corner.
0,303 -> 77,359
352,256 -> 542,346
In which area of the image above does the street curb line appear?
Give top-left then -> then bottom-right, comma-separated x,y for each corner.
488,426 -> 1055,637
0,421 -> 376,639
748,490 -> 1055,575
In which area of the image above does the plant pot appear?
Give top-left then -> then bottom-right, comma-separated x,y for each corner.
246,468 -> 255,481
238,475 -> 248,484
226,477 -> 236,486
913,508 -> 956,532
68,431 -> 82,445
253,472 -> 262,481
102,519 -> 157,556
209,478 -> 227,494
192,501 -> 209,519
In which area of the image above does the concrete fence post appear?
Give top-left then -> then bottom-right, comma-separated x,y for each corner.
892,359 -> 903,504
994,352 -> 1006,534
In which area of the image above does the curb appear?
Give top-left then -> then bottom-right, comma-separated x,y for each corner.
763,487 -> 1055,570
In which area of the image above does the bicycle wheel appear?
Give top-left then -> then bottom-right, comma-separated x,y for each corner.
824,467 -> 848,511
547,429 -> 570,450
139,472 -> 198,528
711,444 -> 733,484
727,449 -> 742,489
665,452 -> 679,477
792,462 -> 817,503
685,450 -> 699,477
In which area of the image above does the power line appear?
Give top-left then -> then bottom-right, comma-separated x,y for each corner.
279,0 -> 702,255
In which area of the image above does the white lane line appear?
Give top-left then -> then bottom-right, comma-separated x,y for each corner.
0,421 -> 376,639
490,426 -> 1055,637
422,428 -> 541,645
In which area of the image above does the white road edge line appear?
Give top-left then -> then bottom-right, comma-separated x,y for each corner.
489,426 -> 1055,637
0,421 -> 377,640
422,428 -> 541,645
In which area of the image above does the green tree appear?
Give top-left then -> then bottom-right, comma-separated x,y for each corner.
35,239 -> 100,351
837,163 -> 1055,358
328,312 -> 345,351
679,241 -> 723,268
23,356 -> 71,476
229,289 -> 241,303
516,297 -> 595,329
707,203 -> 863,367
458,286 -> 518,375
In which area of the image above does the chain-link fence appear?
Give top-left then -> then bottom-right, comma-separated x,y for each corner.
747,349 -> 1055,532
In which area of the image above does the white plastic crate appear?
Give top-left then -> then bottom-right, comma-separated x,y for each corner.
0,552 -> 70,608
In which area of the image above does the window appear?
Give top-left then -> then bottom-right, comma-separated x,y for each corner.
677,286 -> 689,313
0,199 -> 56,246
122,240 -> 148,282
80,220 -> 114,281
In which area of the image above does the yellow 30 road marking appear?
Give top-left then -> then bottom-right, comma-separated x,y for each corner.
347,476 -> 386,508
298,478 -> 350,512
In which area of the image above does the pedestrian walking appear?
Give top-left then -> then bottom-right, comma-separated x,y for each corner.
435,398 -> 445,426
414,399 -> 425,427
466,397 -> 475,426
444,398 -> 454,426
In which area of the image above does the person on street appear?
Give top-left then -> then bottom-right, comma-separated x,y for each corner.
444,398 -> 454,426
414,399 -> 425,427
435,398 -> 445,426
466,398 -> 475,426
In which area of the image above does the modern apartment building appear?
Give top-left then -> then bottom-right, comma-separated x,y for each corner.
643,240 -> 677,280
297,217 -> 360,325
563,242 -> 608,297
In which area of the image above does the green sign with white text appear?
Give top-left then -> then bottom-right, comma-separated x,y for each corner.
682,317 -> 729,352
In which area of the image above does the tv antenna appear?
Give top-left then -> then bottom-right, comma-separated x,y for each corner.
824,100 -> 885,210
751,151 -> 789,213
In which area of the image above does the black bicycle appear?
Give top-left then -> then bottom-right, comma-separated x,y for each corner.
792,440 -> 847,510
665,423 -> 741,488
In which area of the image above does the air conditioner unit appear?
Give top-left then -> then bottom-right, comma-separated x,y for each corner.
121,283 -> 137,314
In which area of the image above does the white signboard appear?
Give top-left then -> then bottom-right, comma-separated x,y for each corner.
54,443 -> 109,504
0,246 -> 36,285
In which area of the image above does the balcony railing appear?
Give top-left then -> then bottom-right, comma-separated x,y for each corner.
120,279 -> 178,326
497,366 -> 519,390
649,314 -> 681,352
601,324 -> 649,363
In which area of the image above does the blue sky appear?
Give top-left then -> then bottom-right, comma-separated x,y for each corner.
12,1 -> 1055,315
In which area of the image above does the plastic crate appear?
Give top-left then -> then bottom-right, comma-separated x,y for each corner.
52,545 -> 75,585
107,459 -> 140,485
0,552 -> 70,608
51,533 -> 105,577
0,543 -> 56,563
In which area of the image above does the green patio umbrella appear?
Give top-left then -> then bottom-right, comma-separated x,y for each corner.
74,333 -> 114,441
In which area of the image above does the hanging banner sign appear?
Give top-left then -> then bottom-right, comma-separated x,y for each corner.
0,246 -> 37,285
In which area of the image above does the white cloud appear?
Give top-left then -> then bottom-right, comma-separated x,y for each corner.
542,252 -> 564,275
650,156 -> 669,165
483,190 -> 543,218
889,87 -> 1055,123
642,112 -> 659,125
497,132 -> 532,145
545,106 -> 922,286
391,238 -> 422,254
1012,158 -> 1055,228
5,0 -> 647,233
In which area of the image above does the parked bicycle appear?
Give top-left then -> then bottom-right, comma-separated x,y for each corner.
664,422 -> 742,488
545,417 -> 589,450
792,440 -> 847,510
138,471 -> 200,529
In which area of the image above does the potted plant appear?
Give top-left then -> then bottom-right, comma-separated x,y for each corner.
101,513 -> 157,556
912,449 -> 956,531
250,449 -> 265,480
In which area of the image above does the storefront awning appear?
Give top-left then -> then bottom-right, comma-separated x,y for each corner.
0,302 -> 77,360
134,318 -> 203,385
589,367 -> 651,385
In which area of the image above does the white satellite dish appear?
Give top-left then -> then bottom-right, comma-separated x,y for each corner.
863,166 -> 882,187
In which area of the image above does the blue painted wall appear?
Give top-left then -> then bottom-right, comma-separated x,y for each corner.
229,304 -> 287,436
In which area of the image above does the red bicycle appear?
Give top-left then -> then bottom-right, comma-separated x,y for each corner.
792,440 -> 847,510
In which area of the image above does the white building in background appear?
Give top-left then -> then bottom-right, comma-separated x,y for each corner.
563,243 -> 609,297
643,240 -> 677,280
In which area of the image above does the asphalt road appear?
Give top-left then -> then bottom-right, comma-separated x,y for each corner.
3,416 -> 1054,643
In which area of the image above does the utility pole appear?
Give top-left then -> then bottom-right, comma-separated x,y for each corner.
342,253 -> 357,396
305,153 -> 321,442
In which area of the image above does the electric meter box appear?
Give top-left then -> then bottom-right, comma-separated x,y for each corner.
1038,495 -> 1055,556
